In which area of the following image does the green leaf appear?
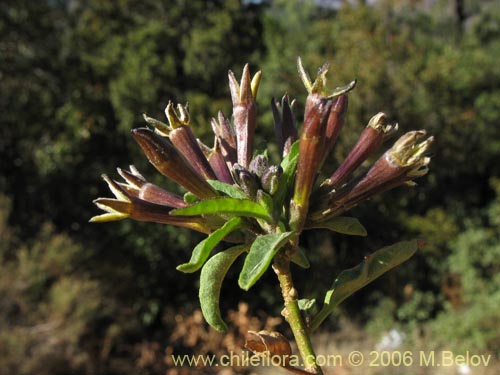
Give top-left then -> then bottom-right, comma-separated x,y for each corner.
199,245 -> 247,332
274,141 -> 299,208
172,197 -> 271,221
306,217 -> 367,236
206,180 -> 246,199
311,240 -> 420,332
177,217 -> 243,273
291,246 -> 310,269
238,232 -> 295,290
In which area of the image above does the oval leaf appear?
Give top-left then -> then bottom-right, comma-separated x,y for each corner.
172,197 -> 271,221
206,180 -> 246,199
238,232 -> 295,291
311,240 -> 420,332
177,217 -> 243,273
199,245 -> 247,332
306,216 -> 367,236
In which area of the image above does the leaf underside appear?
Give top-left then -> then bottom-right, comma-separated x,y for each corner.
311,239 -> 419,332
306,216 -> 367,236
199,245 -> 247,332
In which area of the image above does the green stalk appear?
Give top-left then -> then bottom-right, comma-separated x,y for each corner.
273,251 -> 323,375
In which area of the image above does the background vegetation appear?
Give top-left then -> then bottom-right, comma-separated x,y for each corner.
1,0 -> 499,373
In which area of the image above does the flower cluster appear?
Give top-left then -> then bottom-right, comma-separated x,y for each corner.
92,60 -> 432,234
91,59 -> 432,333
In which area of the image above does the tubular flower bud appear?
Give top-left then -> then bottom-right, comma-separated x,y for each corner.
163,102 -> 217,180
271,95 -> 298,158
207,139 -> 233,184
322,95 -> 348,162
228,64 -> 262,168
90,175 -> 210,233
291,99 -> 333,230
116,166 -> 187,208
326,112 -> 398,188
297,57 -> 356,120
211,111 -> 237,169
316,131 -> 433,219
132,128 -> 217,199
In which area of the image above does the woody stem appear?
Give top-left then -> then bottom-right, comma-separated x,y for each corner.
273,249 -> 323,375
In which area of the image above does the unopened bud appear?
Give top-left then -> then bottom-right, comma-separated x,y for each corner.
228,64 -> 261,168
261,165 -> 281,195
232,164 -> 258,198
326,112 -> 398,188
131,128 -> 217,199
271,95 -> 297,157
249,155 -> 269,178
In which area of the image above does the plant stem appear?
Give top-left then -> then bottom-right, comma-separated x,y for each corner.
273,250 -> 323,375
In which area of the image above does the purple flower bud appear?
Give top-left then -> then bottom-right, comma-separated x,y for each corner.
231,164 -> 258,198
322,95 -> 348,162
271,95 -> 298,158
132,128 -> 217,199
293,100 -> 332,202
326,112 -> 398,188
116,167 -> 187,208
90,175 -> 210,233
162,102 -> 217,180
291,99 -> 333,231
211,111 -> 237,168
228,64 -> 262,168
317,131 -> 433,219
207,140 -> 234,184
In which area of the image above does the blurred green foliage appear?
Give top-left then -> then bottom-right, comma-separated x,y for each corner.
1,0 -> 500,372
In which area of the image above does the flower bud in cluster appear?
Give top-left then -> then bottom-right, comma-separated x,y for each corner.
205,139 -> 233,184
232,164 -> 259,198
211,111 -> 237,169
325,112 -> 398,189
132,128 -> 217,199
261,165 -> 281,196
164,102 -> 217,180
271,95 -> 297,158
91,172 -> 210,233
228,64 -> 262,168
233,155 -> 282,199
291,58 -> 356,231
315,131 -> 433,219
248,154 -> 269,178
116,166 -> 187,208
322,95 -> 348,163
